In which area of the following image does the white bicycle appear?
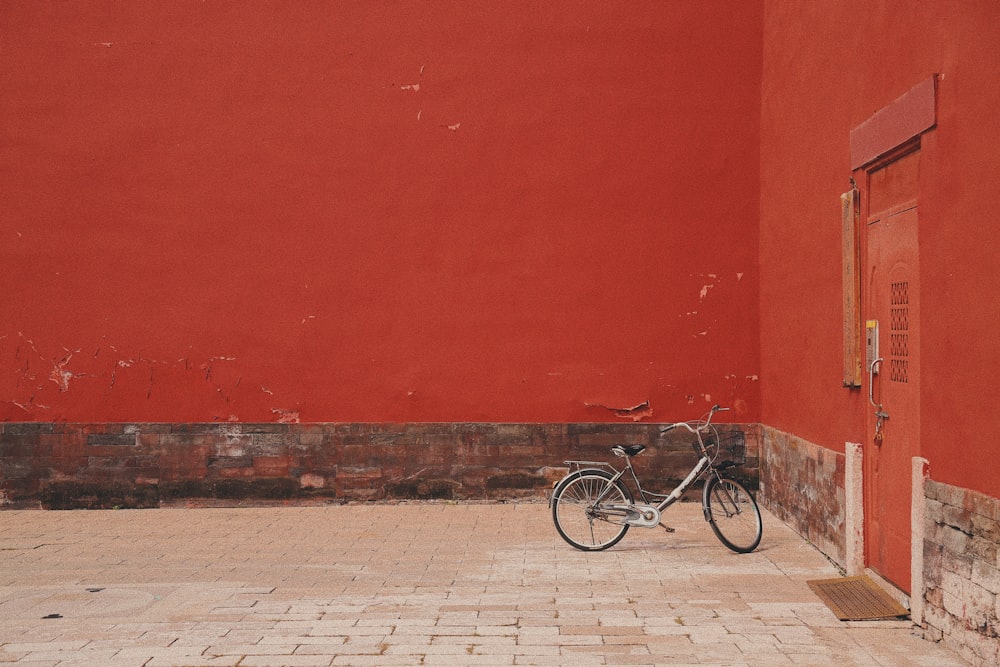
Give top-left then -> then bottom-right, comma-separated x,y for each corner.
550,405 -> 762,553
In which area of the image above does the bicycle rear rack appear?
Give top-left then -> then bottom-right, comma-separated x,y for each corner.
563,460 -> 619,474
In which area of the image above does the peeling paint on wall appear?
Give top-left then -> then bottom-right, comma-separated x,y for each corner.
585,400 -> 652,422
398,64 -> 424,124
49,353 -> 78,392
0,332 -> 293,421
272,408 -> 300,424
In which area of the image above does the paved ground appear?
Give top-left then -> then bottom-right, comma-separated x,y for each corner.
0,501 -> 969,666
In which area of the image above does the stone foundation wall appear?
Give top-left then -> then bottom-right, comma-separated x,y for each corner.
758,426 -> 846,567
921,480 -> 999,667
0,422 -> 758,509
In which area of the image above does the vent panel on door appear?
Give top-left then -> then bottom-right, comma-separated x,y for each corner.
890,281 -> 909,383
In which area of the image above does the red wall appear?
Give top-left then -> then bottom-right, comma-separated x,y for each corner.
759,1 -> 1000,496
1,2 -> 762,424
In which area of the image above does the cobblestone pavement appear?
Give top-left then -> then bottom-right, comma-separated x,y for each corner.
0,502 -> 969,666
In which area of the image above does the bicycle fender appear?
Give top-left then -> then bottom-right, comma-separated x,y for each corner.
701,478 -> 715,523
550,468 -> 618,507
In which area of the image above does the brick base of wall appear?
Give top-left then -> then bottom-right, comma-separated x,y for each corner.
758,426 -> 846,568
921,479 -> 999,667
758,427 -> 998,666
0,422 -> 758,509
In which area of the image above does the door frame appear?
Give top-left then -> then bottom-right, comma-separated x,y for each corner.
845,77 -> 937,597
859,155 -> 920,593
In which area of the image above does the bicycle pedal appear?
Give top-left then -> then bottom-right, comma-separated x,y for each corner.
660,523 -> 676,533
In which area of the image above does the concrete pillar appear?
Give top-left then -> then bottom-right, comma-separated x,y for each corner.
911,456 -> 930,626
844,442 -> 865,575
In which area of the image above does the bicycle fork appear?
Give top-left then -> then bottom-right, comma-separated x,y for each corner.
702,470 -> 741,521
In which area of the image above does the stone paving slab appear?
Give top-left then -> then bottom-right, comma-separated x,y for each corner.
0,502 -> 969,666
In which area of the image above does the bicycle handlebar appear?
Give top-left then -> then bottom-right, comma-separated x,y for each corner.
659,404 -> 729,434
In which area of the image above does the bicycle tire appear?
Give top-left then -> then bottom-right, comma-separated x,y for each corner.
704,477 -> 762,553
551,469 -> 632,551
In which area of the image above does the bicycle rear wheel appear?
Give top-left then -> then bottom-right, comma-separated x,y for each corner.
704,477 -> 762,553
551,469 -> 632,551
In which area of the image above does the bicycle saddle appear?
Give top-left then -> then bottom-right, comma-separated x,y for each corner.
612,445 -> 646,457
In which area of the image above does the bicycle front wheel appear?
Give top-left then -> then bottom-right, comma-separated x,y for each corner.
551,469 -> 632,551
704,477 -> 762,553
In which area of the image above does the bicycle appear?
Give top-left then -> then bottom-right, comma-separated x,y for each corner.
550,405 -> 762,553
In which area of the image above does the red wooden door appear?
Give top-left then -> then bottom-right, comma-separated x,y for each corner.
863,150 -> 921,593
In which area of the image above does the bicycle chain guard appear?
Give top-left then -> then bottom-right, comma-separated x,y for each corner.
619,503 -> 661,528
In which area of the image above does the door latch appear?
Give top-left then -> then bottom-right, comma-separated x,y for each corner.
869,357 -> 889,444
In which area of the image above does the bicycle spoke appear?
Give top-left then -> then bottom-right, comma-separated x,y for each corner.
551,470 -> 631,551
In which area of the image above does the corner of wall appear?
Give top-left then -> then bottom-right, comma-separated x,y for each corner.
759,425 -> 847,569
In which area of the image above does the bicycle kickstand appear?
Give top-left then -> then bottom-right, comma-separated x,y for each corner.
659,522 -> 676,533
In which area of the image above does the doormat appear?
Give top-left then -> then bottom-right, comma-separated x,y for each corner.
807,575 -> 909,621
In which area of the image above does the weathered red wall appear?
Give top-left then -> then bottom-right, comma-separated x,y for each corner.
1,2 -> 762,425
759,1 -> 1000,497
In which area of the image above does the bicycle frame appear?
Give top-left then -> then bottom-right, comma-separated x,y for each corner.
558,409 -> 724,528
564,451 -> 711,515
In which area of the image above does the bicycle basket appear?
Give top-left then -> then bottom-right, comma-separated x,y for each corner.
716,431 -> 746,466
